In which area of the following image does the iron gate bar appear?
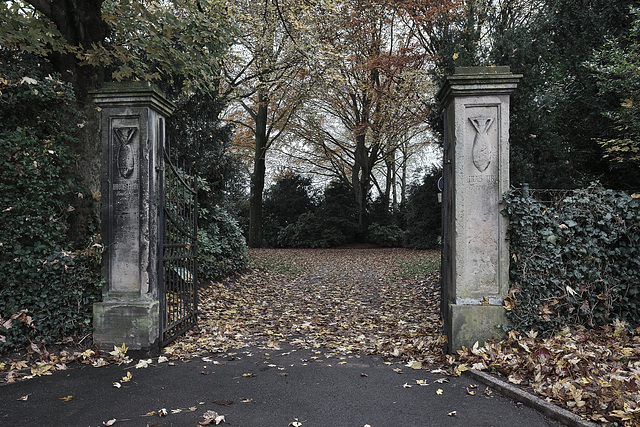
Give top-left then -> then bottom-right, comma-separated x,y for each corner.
159,143 -> 198,347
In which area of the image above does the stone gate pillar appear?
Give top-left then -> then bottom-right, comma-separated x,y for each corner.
437,67 -> 521,352
91,82 -> 174,351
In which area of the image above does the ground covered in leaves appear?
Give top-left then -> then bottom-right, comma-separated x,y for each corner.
166,248 -> 445,365
2,248 -> 639,426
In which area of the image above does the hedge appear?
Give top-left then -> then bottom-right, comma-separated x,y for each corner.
503,184 -> 640,334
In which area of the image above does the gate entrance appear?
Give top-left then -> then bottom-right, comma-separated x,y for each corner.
159,145 -> 199,346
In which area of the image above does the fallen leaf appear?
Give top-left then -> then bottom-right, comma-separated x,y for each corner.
17,394 -> 30,401
448,411 -> 457,416
121,371 -> 132,383
200,410 -> 226,425
406,360 -> 422,370
436,388 -> 443,395
104,419 -> 116,426
403,382 -> 412,388
59,395 -> 73,402
135,359 -> 152,369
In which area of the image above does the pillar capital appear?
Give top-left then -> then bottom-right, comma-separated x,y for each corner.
437,66 -> 522,107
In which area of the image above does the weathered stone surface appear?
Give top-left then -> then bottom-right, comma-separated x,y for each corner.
438,67 -> 521,353
91,82 -> 172,350
448,304 -> 511,352
93,301 -> 160,350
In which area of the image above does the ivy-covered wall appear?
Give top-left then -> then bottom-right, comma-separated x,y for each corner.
503,184 -> 640,334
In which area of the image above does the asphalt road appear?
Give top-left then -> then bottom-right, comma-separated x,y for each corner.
0,344 -> 561,427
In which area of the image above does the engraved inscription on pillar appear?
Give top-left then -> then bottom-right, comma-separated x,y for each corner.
110,119 -> 140,293
469,116 -> 494,172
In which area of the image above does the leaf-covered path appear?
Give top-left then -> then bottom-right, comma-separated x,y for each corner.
167,248 -> 445,365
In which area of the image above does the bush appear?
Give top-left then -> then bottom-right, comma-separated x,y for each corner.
367,223 -> 404,247
0,54 -> 104,354
503,184 -> 640,334
403,167 -> 442,249
263,173 -> 316,247
198,207 -> 248,280
0,56 -> 79,248
0,245 -> 103,352
277,211 -> 347,248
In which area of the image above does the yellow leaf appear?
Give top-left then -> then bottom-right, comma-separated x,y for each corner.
453,53 -> 459,60
455,364 -> 468,376
621,98 -> 634,108
11,360 -> 28,370
81,349 -> 95,360
436,388 -> 443,395
59,395 -> 74,402
503,298 -> 514,311
17,394 -> 30,401
121,371 -> 132,382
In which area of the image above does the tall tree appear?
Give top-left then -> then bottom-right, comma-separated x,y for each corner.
222,0 -> 310,247
286,0 -> 434,228
590,6 -> 640,187
0,0 -> 231,245
486,0 -> 636,188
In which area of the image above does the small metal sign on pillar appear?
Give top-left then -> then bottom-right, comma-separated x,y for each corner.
91,82 -> 175,351
437,67 -> 521,353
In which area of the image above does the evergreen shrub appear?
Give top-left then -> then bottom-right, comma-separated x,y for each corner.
277,211 -> 347,248
403,167 -> 442,249
367,223 -> 404,247
198,207 -> 247,280
0,55 -> 104,353
504,184 -> 640,333
0,245 -> 103,352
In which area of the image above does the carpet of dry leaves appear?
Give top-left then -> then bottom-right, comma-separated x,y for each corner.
2,247 -> 639,426
166,248 -> 445,365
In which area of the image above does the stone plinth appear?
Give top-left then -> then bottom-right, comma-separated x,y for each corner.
438,67 -> 521,352
91,82 -> 174,351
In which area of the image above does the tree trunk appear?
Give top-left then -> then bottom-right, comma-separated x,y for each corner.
352,133 -> 369,230
248,92 -> 269,248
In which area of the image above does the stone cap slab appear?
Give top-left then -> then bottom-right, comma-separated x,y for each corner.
90,81 -> 175,117
437,66 -> 522,106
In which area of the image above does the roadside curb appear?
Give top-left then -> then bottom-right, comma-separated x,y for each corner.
464,369 -> 599,427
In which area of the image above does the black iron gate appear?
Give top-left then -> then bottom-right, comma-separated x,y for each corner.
159,146 -> 198,346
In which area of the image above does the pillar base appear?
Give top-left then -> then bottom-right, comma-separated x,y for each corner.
447,303 -> 510,352
93,300 -> 159,351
